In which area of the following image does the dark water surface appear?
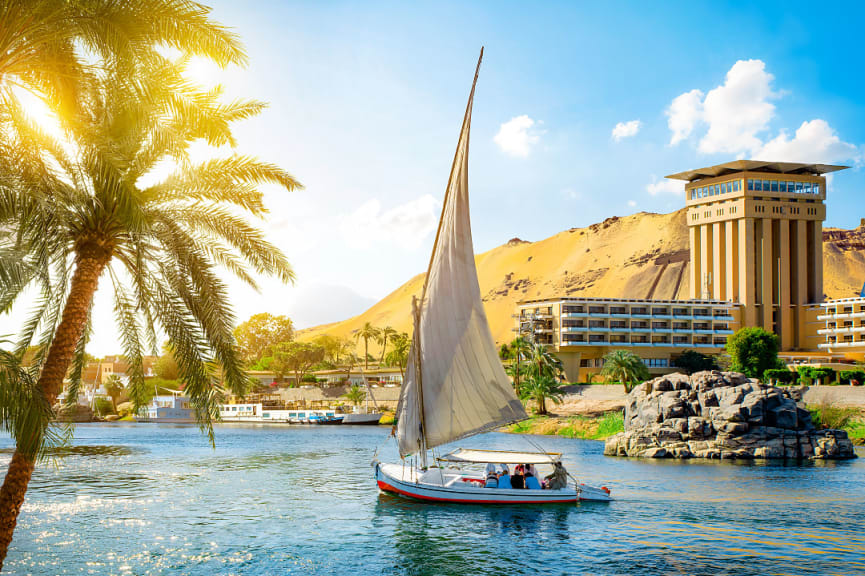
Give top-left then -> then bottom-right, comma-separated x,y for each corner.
3,424 -> 864,575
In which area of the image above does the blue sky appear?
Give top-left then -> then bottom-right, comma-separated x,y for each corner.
27,1 -> 865,355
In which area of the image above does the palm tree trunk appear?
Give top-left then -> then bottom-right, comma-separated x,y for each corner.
0,249 -> 108,569
364,338 -> 368,370
515,356 -> 520,397
379,338 -> 387,364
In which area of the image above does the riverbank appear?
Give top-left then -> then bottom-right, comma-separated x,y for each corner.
506,411 -> 624,440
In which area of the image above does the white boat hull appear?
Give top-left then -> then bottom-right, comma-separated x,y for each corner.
374,462 -> 611,504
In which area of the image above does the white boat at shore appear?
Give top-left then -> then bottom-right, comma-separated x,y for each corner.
135,392 -> 195,423
373,49 -> 611,504
218,404 -> 344,424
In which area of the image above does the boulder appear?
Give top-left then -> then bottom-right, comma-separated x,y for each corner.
604,371 -> 856,461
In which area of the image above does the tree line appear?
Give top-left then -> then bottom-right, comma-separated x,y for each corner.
231,314 -> 411,386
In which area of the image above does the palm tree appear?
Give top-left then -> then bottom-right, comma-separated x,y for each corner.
378,326 -> 397,363
0,18 -> 297,563
503,336 -> 531,396
343,384 -> 366,407
520,374 -> 566,415
0,0 -> 247,153
528,341 -> 565,381
103,374 -> 125,413
354,323 -> 381,370
385,332 -> 410,379
600,350 -> 650,392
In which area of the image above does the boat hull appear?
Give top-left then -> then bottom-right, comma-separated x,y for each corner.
342,413 -> 382,425
374,462 -> 610,504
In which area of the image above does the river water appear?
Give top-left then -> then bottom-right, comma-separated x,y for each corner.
2,423 -> 864,575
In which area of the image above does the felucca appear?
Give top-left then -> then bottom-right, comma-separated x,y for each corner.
373,49 -> 612,504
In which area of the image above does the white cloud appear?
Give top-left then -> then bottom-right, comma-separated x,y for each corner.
338,194 -> 438,252
627,200 -> 637,208
666,59 -> 777,153
755,119 -> 860,164
494,115 -> 541,157
666,89 -> 704,145
698,59 -> 777,155
611,120 -> 641,142
664,59 -> 862,165
646,176 -> 683,196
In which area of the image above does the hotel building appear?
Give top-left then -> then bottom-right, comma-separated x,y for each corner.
515,160 -> 865,382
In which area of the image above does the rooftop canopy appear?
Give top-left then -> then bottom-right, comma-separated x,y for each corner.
437,448 -> 561,465
665,160 -> 849,182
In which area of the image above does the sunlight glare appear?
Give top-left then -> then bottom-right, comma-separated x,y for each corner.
10,86 -> 64,140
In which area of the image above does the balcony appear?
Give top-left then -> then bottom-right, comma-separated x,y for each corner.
562,326 -> 588,332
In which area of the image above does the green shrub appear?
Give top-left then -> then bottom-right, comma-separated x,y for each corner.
811,368 -> 836,385
93,397 -> 115,416
726,327 -> 780,379
839,370 -> 865,386
763,368 -> 797,385
796,366 -> 837,386
809,403 -> 858,430
672,350 -> 719,375
301,374 -> 318,383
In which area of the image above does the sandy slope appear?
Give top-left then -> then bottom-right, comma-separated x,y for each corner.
299,209 -> 865,352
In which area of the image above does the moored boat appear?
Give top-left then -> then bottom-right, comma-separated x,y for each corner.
372,48 -> 611,505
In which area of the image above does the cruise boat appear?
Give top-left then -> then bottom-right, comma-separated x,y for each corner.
373,49 -> 611,504
136,392 -> 195,423
218,404 -> 343,424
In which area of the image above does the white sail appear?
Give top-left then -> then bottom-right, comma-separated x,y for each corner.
396,51 -> 527,458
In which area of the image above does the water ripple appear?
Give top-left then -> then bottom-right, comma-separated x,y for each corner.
2,425 -> 863,575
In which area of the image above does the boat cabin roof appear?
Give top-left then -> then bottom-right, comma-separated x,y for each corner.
438,448 -> 561,465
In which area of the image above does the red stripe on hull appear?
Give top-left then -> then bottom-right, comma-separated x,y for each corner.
376,479 -> 577,504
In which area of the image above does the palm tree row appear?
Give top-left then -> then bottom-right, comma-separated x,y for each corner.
352,323 -> 408,371
501,337 -> 566,415
0,0 -> 300,565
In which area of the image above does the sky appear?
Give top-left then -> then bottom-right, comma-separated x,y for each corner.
5,0 -> 865,356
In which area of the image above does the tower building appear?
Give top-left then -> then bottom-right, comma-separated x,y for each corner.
665,160 -> 848,350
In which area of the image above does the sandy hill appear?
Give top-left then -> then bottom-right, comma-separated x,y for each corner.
299,209 -> 865,351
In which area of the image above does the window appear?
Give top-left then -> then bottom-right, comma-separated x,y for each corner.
762,179 -> 770,192
814,183 -> 820,194
748,179 -> 755,191
804,182 -> 812,194
733,180 -> 740,192
770,180 -> 778,192
642,358 -> 669,368
795,182 -> 803,193
779,181 -> 787,193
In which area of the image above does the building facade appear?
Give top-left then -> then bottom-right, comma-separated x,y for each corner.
667,160 -> 846,350
514,160 -> 862,383
516,297 -> 740,382
817,297 -> 865,361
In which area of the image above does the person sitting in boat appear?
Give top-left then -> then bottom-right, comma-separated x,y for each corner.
524,463 -> 541,490
544,462 -> 568,490
485,463 -> 499,488
497,464 -> 510,489
510,464 -> 525,489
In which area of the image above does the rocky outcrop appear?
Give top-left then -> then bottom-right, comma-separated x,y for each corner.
604,371 -> 857,460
